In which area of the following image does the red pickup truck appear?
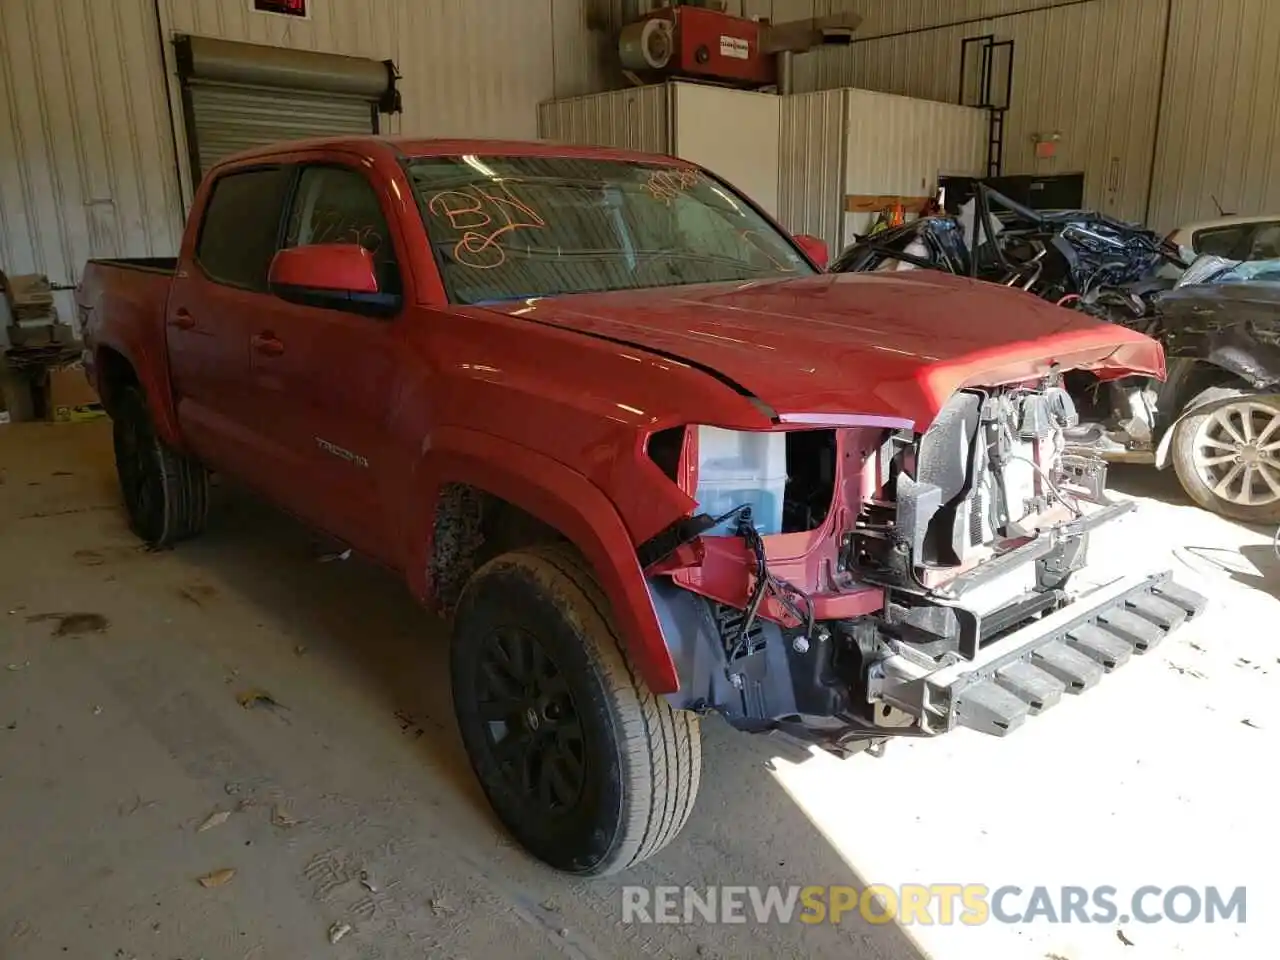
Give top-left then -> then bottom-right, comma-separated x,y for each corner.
79,136 -> 1205,877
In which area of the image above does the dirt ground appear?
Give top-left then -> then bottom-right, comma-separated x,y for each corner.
0,420 -> 924,960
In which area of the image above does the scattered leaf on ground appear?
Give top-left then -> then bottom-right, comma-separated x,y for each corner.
177,584 -> 218,607
197,810 -> 232,832
271,805 -> 299,828
26,612 -> 109,637
197,868 -> 236,888
327,922 -> 352,944
6,662 -> 30,671
236,688 -> 286,712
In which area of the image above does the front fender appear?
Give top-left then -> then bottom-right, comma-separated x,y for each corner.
408,426 -> 681,695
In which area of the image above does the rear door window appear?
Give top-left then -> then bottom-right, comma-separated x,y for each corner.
1247,223 -> 1280,259
1192,224 -> 1250,259
195,167 -> 293,291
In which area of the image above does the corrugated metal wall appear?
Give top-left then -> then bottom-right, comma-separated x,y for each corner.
843,89 -> 987,242
671,84 -> 781,216
1147,0 -> 1280,230
0,0 -> 184,321
0,0 -> 617,304
777,89 -> 846,253
537,85 -> 671,154
794,0 -> 1169,224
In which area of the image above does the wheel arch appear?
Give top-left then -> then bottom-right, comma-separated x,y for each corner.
1153,359 -> 1266,470
409,426 -> 682,695
93,338 -> 183,448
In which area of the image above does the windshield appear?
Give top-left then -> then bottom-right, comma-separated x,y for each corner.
406,155 -> 815,304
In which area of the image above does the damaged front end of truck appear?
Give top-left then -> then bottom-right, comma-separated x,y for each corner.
639,373 -> 1208,758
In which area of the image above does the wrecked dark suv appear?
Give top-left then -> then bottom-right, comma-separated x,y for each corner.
833,187 -> 1280,523
1136,268 -> 1280,522
80,136 -> 1206,878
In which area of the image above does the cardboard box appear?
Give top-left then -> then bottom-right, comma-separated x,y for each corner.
0,361 -> 36,422
47,363 -> 102,422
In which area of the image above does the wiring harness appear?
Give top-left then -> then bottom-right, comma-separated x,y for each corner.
729,507 -> 815,662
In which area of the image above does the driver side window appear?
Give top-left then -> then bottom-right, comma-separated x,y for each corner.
284,165 -> 402,296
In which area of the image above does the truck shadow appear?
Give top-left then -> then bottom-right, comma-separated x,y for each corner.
1105,461 -> 1190,506
1106,463 -> 1280,600
177,482 -> 926,960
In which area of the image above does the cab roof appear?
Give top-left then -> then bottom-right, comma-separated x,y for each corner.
212,135 -> 692,171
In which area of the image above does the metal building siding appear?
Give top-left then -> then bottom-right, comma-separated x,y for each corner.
0,0 -> 183,293
163,0 -> 401,59
537,85 -> 671,154
838,0 -> 1073,38
1148,0 -> 1280,231
777,89 -> 845,253
795,0 -> 1167,223
1,0 -> 622,300
552,0 -> 617,98
842,88 -> 987,242
162,0 -> 558,141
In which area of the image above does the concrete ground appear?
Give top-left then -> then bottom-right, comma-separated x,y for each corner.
0,420 -> 1275,959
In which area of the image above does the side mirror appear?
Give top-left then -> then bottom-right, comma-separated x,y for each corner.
268,244 -> 397,316
794,234 -> 829,270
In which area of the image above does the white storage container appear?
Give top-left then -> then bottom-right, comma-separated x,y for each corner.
693,426 -> 788,536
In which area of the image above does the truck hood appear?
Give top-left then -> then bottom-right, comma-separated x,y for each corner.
483,272 -> 1164,429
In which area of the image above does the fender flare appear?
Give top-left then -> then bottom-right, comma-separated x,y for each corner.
1154,389 -> 1280,470
408,426 -> 681,695
94,334 -> 183,449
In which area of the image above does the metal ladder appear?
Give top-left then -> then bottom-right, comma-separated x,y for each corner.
958,35 -> 1014,178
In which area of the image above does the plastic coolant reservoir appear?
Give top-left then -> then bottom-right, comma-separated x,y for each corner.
693,426 -> 787,536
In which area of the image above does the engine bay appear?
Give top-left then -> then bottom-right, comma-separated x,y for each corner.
854,382 -> 1095,588
644,376 -> 1129,753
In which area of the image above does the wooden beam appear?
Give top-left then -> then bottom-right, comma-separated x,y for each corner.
845,194 -> 933,213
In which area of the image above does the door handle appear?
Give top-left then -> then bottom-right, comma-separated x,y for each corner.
170,308 -> 195,330
251,332 -> 285,357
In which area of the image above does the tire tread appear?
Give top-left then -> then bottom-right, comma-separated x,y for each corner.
114,385 -> 210,546
489,543 -> 701,875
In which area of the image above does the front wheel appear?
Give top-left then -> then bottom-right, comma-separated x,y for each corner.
450,544 -> 701,876
112,385 -> 209,546
1171,388 -> 1280,523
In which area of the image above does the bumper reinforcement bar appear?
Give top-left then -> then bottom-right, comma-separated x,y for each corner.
927,571 -> 1206,736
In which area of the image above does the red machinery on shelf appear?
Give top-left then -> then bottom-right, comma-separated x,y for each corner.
618,1 -> 862,90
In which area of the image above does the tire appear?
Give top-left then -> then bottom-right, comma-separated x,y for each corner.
450,544 -> 701,876
1171,387 -> 1280,524
111,385 -> 209,546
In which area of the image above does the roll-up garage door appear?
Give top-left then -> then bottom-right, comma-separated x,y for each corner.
173,35 -> 401,181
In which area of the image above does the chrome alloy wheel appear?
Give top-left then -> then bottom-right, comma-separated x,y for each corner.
1192,399 -> 1280,507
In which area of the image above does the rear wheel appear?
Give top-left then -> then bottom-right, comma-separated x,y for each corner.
450,544 -> 701,876
1171,388 -> 1280,523
112,385 -> 209,546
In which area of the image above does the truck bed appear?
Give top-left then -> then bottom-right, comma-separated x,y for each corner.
87,257 -> 178,275
77,258 -> 177,402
